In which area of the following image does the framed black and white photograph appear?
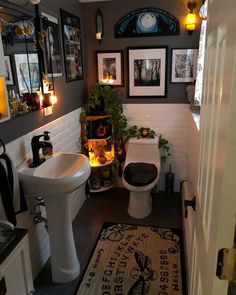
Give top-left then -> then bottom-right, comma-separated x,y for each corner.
97,50 -> 123,86
171,49 -> 198,83
14,53 -> 40,95
42,12 -> 62,77
128,47 -> 167,97
4,56 -> 14,85
60,9 -> 83,82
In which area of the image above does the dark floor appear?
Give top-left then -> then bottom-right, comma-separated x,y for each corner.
34,188 -> 182,295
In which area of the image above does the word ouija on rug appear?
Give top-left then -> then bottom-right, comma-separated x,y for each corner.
76,223 -> 184,295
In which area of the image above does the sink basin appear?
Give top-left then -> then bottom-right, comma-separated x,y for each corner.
18,152 -> 91,283
18,152 -> 90,195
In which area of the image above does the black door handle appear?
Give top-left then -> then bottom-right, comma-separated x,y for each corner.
184,196 -> 196,218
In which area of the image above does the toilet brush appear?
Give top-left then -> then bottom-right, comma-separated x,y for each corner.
165,165 -> 175,196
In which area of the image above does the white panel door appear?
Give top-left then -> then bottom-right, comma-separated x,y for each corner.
191,0 -> 236,294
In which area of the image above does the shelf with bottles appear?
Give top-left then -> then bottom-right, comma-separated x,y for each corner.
82,114 -> 115,193
89,164 -> 115,192
86,138 -> 115,167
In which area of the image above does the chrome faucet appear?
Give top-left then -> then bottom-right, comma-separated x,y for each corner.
30,133 -> 52,167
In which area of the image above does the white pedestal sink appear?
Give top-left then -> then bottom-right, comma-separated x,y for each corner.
18,152 -> 91,283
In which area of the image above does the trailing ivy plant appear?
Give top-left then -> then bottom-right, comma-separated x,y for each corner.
158,134 -> 171,164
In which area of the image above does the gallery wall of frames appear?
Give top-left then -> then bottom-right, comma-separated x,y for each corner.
83,0 -> 201,104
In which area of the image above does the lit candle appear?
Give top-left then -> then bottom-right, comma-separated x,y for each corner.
96,32 -> 102,40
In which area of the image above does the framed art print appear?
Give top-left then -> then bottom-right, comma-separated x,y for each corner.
97,50 -> 123,86
41,12 -> 62,77
4,55 -> 14,85
128,47 -> 167,97
171,49 -> 198,83
14,53 -> 40,95
60,9 -> 83,82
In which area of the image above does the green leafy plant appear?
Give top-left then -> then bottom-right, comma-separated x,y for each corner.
80,83 -> 171,164
158,134 -> 171,164
80,83 -> 128,141
126,125 -> 171,164
126,125 -> 156,139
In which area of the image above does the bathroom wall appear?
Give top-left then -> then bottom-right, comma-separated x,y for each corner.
5,108 -> 86,278
82,0 -> 201,103
0,0 -> 87,145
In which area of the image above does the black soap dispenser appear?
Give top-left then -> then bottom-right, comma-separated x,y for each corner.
165,165 -> 175,196
42,131 -> 53,157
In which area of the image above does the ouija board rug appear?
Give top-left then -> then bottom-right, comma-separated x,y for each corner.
76,223 -> 185,295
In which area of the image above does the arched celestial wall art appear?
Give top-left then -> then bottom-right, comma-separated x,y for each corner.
115,8 -> 179,38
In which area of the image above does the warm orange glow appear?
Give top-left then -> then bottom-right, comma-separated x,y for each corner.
99,76 -> 114,85
39,94 -> 44,109
186,13 -> 196,31
50,94 -> 57,105
0,76 -> 9,118
87,140 -> 114,167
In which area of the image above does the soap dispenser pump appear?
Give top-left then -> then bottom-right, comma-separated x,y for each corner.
42,131 -> 53,156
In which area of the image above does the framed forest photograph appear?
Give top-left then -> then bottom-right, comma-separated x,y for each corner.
128,47 -> 167,97
171,48 -> 198,83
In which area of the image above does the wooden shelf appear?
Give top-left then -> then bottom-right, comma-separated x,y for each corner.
85,115 -> 112,121
87,136 -> 111,142
90,184 -> 113,193
90,159 -> 114,168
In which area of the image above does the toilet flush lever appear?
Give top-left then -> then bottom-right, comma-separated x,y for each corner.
184,196 -> 196,218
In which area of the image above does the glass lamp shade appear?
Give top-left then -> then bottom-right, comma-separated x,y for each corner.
186,13 -> 196,31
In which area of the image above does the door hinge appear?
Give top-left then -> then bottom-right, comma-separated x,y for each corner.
216,248 -> 236,282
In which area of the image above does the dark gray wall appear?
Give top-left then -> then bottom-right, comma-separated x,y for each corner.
83,0 -> 201,104
0,0 -> 87,144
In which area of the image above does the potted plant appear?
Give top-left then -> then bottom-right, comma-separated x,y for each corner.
80,83 -> 128,141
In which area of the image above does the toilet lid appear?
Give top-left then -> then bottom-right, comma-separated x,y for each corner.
123,162 -> 158,186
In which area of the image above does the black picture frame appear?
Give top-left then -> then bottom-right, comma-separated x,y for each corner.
4,55 -> 14,85
60,9 -> 83,82
96,50 -> 123,86
41,12 -> 62,78
171,48 -> 198,83
14,53 -> 40,95
128,47 -> 167,97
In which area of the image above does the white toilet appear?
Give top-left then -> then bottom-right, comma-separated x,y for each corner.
122,138 -> 161,219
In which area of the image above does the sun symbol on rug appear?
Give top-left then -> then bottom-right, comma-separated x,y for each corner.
100,224 -> 138,242
128,250 -> 157,295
